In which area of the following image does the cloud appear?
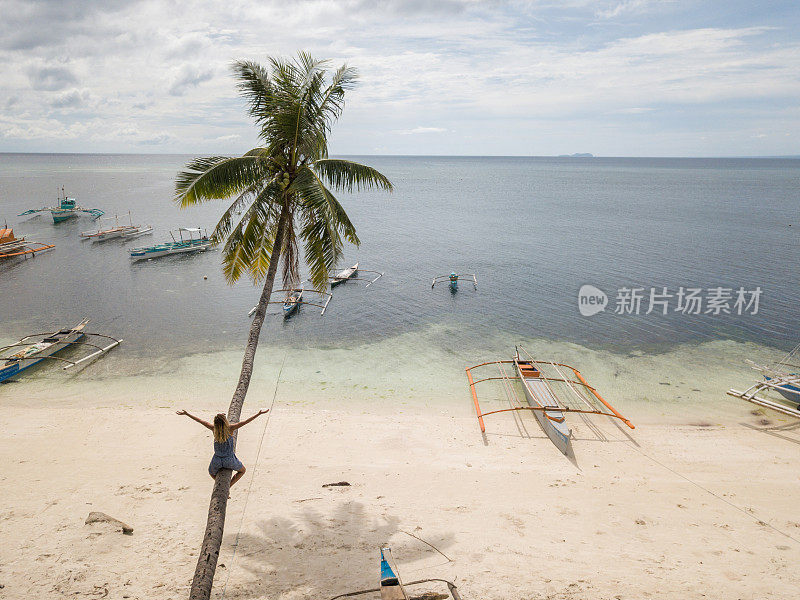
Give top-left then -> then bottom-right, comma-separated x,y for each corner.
595,0 -> 653,19
0,1 -> 798,155
168,65 -> 214,96
611,107 -> 654,114
137,133 -> 174,145
28,65 -> 77,91
394,126 -> 447,135
50,88 -> 91,109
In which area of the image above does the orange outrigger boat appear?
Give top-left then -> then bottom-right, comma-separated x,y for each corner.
0,228 -> 55,259
466,346 -> 634,454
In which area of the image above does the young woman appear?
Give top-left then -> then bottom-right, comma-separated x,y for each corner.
176,409 -> 269,489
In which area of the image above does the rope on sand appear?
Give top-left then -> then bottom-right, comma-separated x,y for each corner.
606,422 -> 800,546
219,348 -> 289,599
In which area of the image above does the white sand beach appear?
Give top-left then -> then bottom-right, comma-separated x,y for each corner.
1,340 -> 799,599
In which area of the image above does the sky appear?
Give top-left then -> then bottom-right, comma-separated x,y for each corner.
0,0 -> 799,156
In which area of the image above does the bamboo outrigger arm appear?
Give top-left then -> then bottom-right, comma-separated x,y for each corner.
431,274 -> 478,289
63,338 -> 123,370
728,375 -> 800,419
356,270 -> 384,287
326,269 -> 384,287
1,339 -> 112,355
465,359 -> 635,433
248,289 -> 333,316
0,336 -> 122,370
0,241 -> 55,257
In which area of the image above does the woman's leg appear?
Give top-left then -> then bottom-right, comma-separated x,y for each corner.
230,465 -> 246,488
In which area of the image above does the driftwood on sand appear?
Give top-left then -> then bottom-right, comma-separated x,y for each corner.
85,512 -> 133,535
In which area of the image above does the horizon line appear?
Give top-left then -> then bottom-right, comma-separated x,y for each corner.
1,151 -> 799,159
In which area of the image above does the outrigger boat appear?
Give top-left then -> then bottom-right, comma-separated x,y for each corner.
248,286 -> 332,318
728,343 -> 800,417
81,212 -> 153,242
745,343 -> 800,404
329,547 -> 462,600
728,375 -> 800,419
283,288 -> 303,318
0,319 -> 122,383
432,272 -> 477,291
129,228 -> 210,261
0,227 -> 55,259
19,187 -> 104,223
466,346 -> 634,455
329,263 -> 384,288
379,547 -> 407,600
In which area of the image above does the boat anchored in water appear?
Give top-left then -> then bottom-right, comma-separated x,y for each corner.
248,285 -> 333,318
129,227 -> 211,261
19,187 -> 104,223
466,346 -> 634,455
0,227 -> 55,260
0,319 -> 122,383
81,212 -> 153,242
328,262 -> 384,288
431,272 -> 477,291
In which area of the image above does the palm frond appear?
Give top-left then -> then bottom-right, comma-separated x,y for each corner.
290,167 -> 363,289
292,165 -> 359,245
174,155 -> 270,208
211,177 -> 281,247
315,64 -> 358,126
299,208 -> 342,290
220,187 -> 283,284
311,159 -> 393,193
210,182 -> 259,246
232,61 -> 273,130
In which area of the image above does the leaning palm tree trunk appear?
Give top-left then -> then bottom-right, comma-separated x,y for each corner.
179,54 -> 392,599
189,207 -> 289,600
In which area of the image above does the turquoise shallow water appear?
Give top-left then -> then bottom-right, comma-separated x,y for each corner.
0,154 -> 798,378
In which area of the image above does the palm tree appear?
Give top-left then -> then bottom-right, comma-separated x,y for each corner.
174,53 -> 392,600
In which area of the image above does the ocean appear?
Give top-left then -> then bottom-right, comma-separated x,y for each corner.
1,154 -> 798,412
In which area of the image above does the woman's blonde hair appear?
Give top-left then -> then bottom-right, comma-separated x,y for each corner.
213,413 -> 231,443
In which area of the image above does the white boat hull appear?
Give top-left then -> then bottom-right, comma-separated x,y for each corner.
120,225 -> 153,239
516,362 -> 572,455
93,227 -> 138,241
331,263 -> 358,286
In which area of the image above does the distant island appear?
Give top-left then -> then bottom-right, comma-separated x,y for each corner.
558,153 -> 594,157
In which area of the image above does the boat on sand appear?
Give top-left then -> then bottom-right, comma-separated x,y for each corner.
466,346 -> 634,455
728,343 -> 800,417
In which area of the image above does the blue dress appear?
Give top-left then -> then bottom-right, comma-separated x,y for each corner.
208,436 -> 244,476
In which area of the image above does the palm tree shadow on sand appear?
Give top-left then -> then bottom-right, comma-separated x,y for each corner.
220,501 -> 456,599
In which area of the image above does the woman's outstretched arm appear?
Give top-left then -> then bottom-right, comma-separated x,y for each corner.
176,410 -> 213,430
230,409 -> 269,431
